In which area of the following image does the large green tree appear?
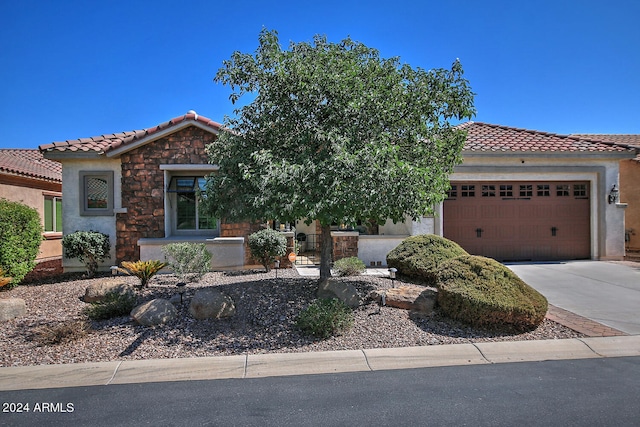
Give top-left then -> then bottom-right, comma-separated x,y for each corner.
205,29 -> 475,280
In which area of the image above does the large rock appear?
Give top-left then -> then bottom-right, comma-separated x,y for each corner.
371,285 -> 436,314
189,289 -> 236,320
317,279 -> 360,308
130,299 -> 177,326
84,281 -> 135,303
0,298 -> 26,321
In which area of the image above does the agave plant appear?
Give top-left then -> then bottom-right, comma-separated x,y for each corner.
119,260 -> 167,288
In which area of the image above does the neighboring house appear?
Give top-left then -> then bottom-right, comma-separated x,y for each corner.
571,134 -> 640,254
0,149 -> 63,261
39,113 -> 637,273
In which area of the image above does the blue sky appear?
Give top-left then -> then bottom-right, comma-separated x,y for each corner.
1,0 -> 639,149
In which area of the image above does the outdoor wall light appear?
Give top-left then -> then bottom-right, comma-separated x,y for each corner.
176,282 -> 186,304
608,184 -> 619,204
388,267 -> 397,288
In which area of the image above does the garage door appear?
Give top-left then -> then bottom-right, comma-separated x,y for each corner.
443,181 -> 590,261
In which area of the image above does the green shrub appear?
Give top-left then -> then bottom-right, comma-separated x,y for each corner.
333,257 -> 366,276
247,228 -> 287,272
119,260 -> 167,288
386,234 -> 468,286
437,255 -> 548,330
162,242 -> 211,283
83,292 -> 137,321
62,231 -> 111,278
296,298 -> 354,338
0,198 -> 43,287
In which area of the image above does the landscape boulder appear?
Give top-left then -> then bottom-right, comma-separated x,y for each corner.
0,298 -> 26,321
317,278 -> 360,308
130,299 -> 177,326
189,288 -> 236,320
371,285 -> 437,314
84,281 -> 135,303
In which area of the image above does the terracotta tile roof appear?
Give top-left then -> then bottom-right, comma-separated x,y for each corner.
459,122 -> 633,153
39,111 -> 222,155
570,134 -> 640,147
0,149 -> 62,183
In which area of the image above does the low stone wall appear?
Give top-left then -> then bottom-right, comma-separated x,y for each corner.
358,235 -> 408,267
138,237 -> 245,270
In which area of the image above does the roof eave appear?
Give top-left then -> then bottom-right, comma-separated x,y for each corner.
106,121 -> 220,158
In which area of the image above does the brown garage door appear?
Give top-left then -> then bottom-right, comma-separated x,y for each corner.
443,181 -> 590,261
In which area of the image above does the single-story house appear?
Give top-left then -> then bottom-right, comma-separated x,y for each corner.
0,149 -> 63,261
39,112 -> 637,273
570,134 -> 640,254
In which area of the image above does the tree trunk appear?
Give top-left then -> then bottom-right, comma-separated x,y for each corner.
319,224 -> 333,281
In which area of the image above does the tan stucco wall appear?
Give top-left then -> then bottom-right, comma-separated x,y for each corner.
620,159 -> 640,251
0,178 -> 62,260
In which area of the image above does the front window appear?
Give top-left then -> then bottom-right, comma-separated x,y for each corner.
44,195 -> 62,232
80,171 -> 114,215
168,176 -> 218,235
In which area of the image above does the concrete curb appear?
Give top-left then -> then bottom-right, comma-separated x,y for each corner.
2,335 -> 640,391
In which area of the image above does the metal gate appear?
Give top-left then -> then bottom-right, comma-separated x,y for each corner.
295,234 -> 320,265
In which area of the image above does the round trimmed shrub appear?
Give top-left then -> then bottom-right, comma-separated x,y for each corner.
386,234 -> 468,285
437,255 -> 548,330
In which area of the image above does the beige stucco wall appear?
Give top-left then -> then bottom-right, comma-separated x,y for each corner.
0,180 -> 62,260
620,158 -> 640,251
60,158 -> 122,272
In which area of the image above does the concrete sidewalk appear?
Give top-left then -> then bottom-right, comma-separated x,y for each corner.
2,336 -> 640,391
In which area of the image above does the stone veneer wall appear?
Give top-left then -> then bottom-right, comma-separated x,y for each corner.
115,126 -> 216,262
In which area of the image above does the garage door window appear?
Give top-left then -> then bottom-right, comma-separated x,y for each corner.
519,185 -> 533,197
557,185 -> 570,196
537,184 -> 550,197
461,185 -> 475,197
574,184 -> 588,198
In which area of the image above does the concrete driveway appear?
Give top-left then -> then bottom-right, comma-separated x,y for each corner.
507,261 -> 640,335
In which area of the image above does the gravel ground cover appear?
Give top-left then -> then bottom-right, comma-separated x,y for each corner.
0,268 -> 584,367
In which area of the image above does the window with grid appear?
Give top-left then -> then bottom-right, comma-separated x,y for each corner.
556,184 -> 570,197
537,184 -> 550,197
519,185 -> 533,197
461,185 -> 475,197
499,185 -> 513,197
574,183 -> 588,197
482,185 -> 496,197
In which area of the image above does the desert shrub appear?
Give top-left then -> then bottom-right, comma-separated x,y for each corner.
32,319 -> 91,345
62,231 -> 111,278
162,242 -> 211,283
83,292 -> 137,321
296,298 -> 354,339
119,260 -> 167,288
0,198 -> 43,287
247,228 -> 287,272
436,255 -> 548,331
333,257 -> 366,276
386,234 -> 468,286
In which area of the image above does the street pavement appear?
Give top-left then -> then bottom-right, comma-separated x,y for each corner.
1,261 -> 639,393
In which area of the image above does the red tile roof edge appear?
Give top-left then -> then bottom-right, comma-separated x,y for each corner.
39,111 -> 223,155
458,121 -> 635,153
0,149 -> 62,182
